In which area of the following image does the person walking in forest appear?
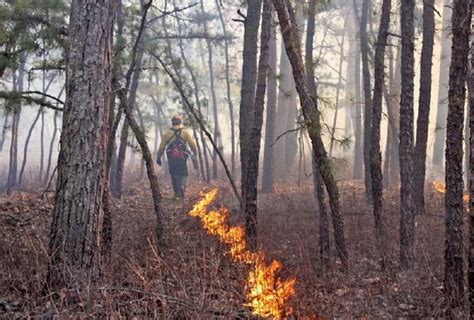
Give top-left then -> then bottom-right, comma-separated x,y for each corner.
156,115 -> 198,199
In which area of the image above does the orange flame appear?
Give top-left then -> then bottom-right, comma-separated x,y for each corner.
189,189 -> 296,319
431,181 -> 469,202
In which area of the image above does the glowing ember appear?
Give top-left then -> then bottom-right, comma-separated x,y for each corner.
431,181 -> 469,203
189,189 -> 296,319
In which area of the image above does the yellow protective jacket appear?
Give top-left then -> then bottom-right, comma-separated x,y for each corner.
157,125 -> 197,160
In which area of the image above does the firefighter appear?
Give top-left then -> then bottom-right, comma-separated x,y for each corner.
156,115 -> 198,199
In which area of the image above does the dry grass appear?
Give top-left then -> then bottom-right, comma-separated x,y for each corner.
0,175 -> 467,318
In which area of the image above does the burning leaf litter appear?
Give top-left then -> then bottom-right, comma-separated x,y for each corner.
431,181 -> 469,203
188,189 -> 296,319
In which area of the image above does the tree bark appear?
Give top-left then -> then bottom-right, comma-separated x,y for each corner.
261,16 -> 277,193
432,0 -> 453,171
273,0 -> 348,270
444,0 -> 471,303
414,0 -> 436,216
243,0 -> 272,249
47,0 -> 117,288
352,7 -> 364,180
306,0 -> 330,270
360,0 -> 372,197
399,0 -> 416,270
468,6 -> 474,315
370,0 -> 391,266
239,0 -> 263,243
383,43 -> 401,188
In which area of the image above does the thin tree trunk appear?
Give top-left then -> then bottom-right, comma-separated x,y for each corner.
353,5 -> 363,179
387,43 -> 401,186
111,39 -> 145,198
39,106 -> 45,182
414,0 -> 436,215
306,0 -> 330,270
352,0 -> 363,180
273,0 -> 348,270
239,0 -> 263,245
122,99 -> 164,247
0,112 -> 9,152
444,0 -> 471,303
262,16 -> 277,193
44,110 -> 59,186
369,0 -> 391,266
468,8 -> 474,315
18,75 -> 58,187
47,0 -> 117,288
274,41 -> 291,177
283,2 -> 303,174
244,0 -> 272,249
7,58 -> 25,196
18,107 -> 43,186
215,0 -> 236,179
399,0 -> 416,270
199,0 -> 220,180
432,0 -> 453,171
6,109 -> 20,195
360,0 -> 372,197
329,18 -> 347,157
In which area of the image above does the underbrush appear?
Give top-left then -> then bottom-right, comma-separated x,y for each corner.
0,178 -> 466,318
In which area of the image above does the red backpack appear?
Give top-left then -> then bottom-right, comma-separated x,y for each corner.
166,128 -> 188,160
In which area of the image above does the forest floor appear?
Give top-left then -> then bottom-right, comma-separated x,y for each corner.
0,174 -> 467,319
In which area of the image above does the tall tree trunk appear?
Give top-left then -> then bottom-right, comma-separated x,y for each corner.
6,108 -> 20,195
432,0 -> 453,172
468,8 -> 474,315
444,0 -> 471,303
112,119 -> 129,197
47,0 -> 116,288
306,0 -> 330,270
369,0 -> 391,266
18,107 -> 43,186
6,58 -> 25,196
111,40 -> 145,198
387,43 -> 401,186
329,18 -> 347,157
352,7 -> 364,180
360,0 -> 372,197
199,0 -> 221,180
344,8 -> 356,156
18,75 -> 58,186
239,0 -> 263,245
399,0 -> 416,270
215,0 -> 236,179
414,0 -> 436,215
243,0 -> 272,249
262,15 -> 277,193
283,2 -> 304,174
122,99 -> 164,247
274,41 -> 291,177
273,0 -> 348,270
39,108 -> 45,182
